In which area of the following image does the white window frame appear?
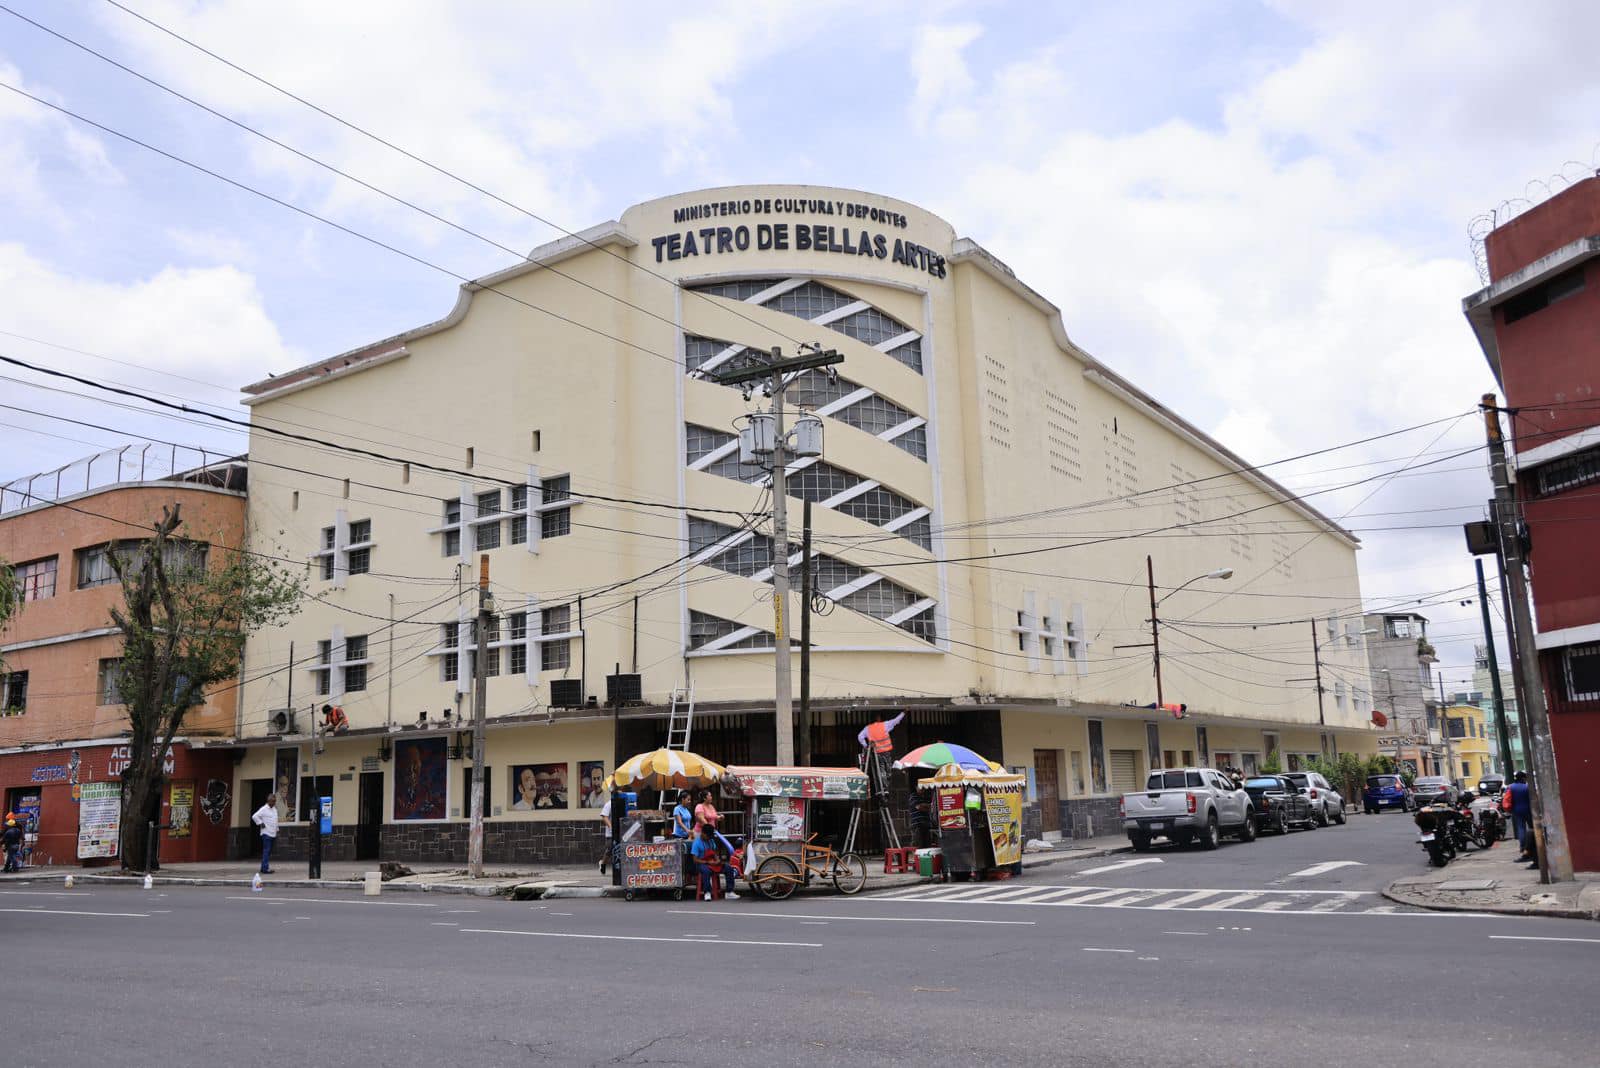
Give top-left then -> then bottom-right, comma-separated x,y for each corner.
310,510 -> 375,588
306,626 -> 373,697
429,467 -> 579,561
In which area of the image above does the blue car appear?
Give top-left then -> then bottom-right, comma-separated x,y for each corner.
1363,774 -> 1412,814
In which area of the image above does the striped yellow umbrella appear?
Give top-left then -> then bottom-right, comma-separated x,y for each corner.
611,749 -> 727,792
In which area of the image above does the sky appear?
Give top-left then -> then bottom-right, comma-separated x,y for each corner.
3,0 -> 1598,696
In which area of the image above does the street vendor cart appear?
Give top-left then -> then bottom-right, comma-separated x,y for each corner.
916,764 -> 1026,881
610,748 -> 726,901
722,765 -> 870,899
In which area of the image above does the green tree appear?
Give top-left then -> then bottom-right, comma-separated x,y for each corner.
0,559 -> 15,679
108,505 -> 303,871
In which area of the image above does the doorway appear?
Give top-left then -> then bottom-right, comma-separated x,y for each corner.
356,772 -> 384,861
1033,750 -> 1061,835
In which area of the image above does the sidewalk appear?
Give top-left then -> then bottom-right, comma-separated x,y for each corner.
1383,840 -> 1600,920
0,833 -> 1130,899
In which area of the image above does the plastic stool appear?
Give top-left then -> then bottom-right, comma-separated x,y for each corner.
883,846 -> 918,874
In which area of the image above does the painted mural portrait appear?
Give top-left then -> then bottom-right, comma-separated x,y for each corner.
393,737 -> 447,821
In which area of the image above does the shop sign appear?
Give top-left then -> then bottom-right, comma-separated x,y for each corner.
985,788 -> 1023,867
621,840 -> 683,890
754,796 -> 804,842
77,781 -> 121,859
31,764 -> 68,783
652,196 -> 947,278
169,781 -> 194,839
108,744 -> 175,777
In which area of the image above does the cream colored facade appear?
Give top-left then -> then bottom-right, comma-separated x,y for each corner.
230,185 -> 1378,858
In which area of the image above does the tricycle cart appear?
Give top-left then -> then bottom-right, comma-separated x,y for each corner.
722,765 -> 871,900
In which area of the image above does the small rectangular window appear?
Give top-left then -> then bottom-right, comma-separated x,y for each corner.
510,486 -> 528,511
509,516 -> 528,545
13,557 -> 58,602
97,658 -> 123,705
443,530 -> 461,557
541,605 -> 571,671
476,490 -> 501,516
348,519 -> 371,544
509,644 -> 527,674
476,521 -> 501,551
444,499 -> 461,524
2,670 -> 29,715
541,475 -> 571,504
348,547 -> 371,575
541,509 -> 571,540
1564,643 -> 1600,702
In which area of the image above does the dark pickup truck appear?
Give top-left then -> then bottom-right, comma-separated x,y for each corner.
1242,775 -> 1316,834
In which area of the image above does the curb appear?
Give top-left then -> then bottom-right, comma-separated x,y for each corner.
0,872 -> 512,897
1381,880 -> 1600,921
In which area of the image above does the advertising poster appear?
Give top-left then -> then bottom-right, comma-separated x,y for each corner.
935,786 -> 965,830
578,761 -> 607,808
78,781 -> 121,859
168,780 -> 194,839
393,736 -> 447,820
984,788 -> 1023,866
755,795 -> 805,841
274,747 -> 299,822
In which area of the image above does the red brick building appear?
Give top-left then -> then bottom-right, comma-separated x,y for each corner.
1,451 -> 246,866
1464,177 -> 1600,871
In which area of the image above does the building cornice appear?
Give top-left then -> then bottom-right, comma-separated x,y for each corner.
240,222 -> 636,403
1461,233 -> 1600,388
1,626 -> 119,655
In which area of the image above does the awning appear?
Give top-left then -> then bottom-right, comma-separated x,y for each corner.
723,765 -> 868,800
915,763 -> 1027,793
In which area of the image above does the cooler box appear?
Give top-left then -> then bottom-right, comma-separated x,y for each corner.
917,849 -> 943,877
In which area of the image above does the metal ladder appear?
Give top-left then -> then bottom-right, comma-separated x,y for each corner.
665,686 -> 695,751
844,745 -> 901,855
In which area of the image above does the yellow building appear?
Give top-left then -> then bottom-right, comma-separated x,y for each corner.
225,185 -> 1379,862
1444,704 -> 1494,788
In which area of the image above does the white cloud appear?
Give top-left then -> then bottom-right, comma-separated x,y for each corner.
909,22 -> 984,134
0,62 -> 122,224
0,242 -> 298,478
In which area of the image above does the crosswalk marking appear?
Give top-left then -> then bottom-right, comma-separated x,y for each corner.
863,883 -> 1418,916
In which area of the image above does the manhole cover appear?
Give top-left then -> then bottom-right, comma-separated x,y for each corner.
1437,878 -> 1498,891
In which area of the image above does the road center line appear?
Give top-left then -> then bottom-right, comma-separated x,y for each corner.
459,928 -> 821,948
225,896 -> 438,907
0,906 -> 148,917
664,909 -> 1033,925
1489,934 -> 1600,944
0,890 -> 95,898
1081,947 -> 1134,953
1076,858 -> 1164,876
1162,931 -> 1208,936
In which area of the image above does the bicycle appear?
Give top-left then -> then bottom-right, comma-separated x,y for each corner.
750,834 -> 867,899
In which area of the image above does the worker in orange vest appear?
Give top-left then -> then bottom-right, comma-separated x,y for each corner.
857,712 -> 906,755
321,704 -> 349,733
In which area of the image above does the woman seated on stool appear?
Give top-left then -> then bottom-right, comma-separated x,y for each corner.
691,823 -> 739,900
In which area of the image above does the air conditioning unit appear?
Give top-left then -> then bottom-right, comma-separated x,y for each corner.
269,709 -> 297,734
550,679 -> 584,709
606,672 -> 643,705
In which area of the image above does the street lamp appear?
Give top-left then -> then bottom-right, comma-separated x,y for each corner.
1114,556 -> 1233,709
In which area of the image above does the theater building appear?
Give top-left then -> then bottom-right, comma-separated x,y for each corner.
0,451 -> 246,865
231,185 -> 1377,863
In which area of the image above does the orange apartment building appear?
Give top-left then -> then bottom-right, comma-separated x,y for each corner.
0,450 -> 247,866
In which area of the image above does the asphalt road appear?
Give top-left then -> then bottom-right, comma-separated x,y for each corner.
2,813 -> 1594,1068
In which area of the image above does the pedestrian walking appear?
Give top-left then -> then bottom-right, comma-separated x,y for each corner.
2,817 -> 23,872
598,795 -> 613,875
1507,771 -> 1533,860
252,793 -> 280,874
908,788 -> 932,849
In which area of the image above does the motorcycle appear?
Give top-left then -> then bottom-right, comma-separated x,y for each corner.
1414,804 -> 1461,867
1466,792 -> 1505,847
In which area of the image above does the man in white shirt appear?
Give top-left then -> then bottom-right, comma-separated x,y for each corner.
252,793 -> 280,874
598,796 -> 612,875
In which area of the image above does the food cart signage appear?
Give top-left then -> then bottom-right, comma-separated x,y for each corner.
935,787 -> 965,830
621,840 -> 684,889
755,796 -> 806,842
731,773 -> 866,799
985,787 -> 1023,866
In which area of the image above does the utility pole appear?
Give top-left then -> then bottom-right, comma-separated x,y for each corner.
1492,527 -> 1534,772
712,344 -> 842,765
1475,558 -> 1515,778
307,708 -> 321,879
1437,674 -> 1458,785
799,499 -> 813,767
1146,554 -> 1164,708
1483,394 -> 1572,883
468,554 -> 491,879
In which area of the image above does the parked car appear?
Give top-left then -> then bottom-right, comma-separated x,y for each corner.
1120,767 -> 1256,850
1281,771 -> 1346,826
1410,776 -> 1459,808
1476,776 -> 1505,798
1363,774 -> 1412,814
1242,775 -> 1315,834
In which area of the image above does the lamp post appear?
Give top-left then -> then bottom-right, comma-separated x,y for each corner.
1117,557 -> 1233,708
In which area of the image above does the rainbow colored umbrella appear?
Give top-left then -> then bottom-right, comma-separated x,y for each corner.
892,741 -> 1002,772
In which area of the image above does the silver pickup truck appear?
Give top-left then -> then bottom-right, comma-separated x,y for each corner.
1121,767 -> 1257,850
